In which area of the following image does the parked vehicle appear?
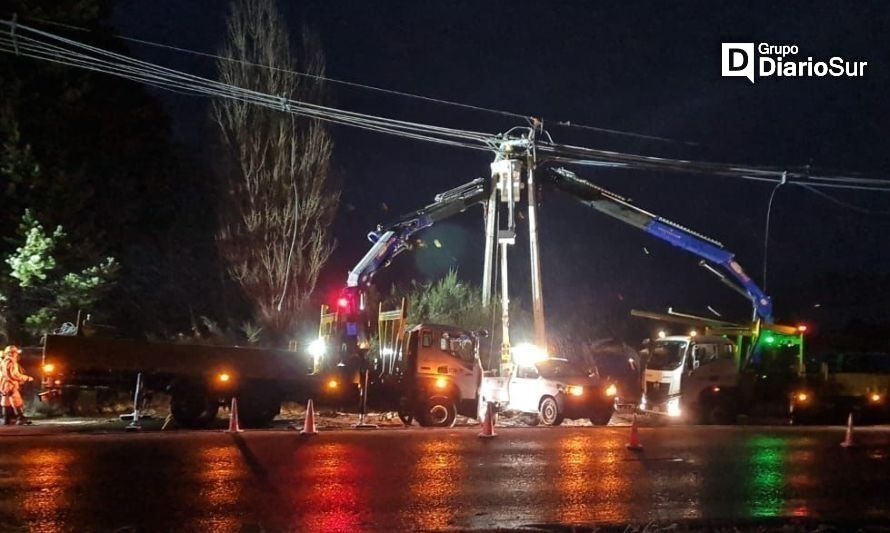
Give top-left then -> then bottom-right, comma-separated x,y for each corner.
790,351 -> 890,424
640,326 -> 805,424
479,347 -> 618,426
368,323 -> 485,427
641,335 -> 738,423
41,332 -> 327,428
588,339 -> 643,410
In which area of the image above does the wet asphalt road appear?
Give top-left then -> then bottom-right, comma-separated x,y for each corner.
1,424 -> 889,531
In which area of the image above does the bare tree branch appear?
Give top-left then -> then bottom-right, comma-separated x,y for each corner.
213,0 -> 339,344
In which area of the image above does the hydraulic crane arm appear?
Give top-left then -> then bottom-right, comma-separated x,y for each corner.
347,177 -> 489,288
543,167 -> 774,324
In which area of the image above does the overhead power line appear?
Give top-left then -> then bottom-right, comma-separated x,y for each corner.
536,140 -> 890,192
0,21 -> 499,153
3,18 -> 890,194
16,14 -> 698,147
795,184 -> 890,216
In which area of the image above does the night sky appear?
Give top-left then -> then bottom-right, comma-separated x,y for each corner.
110,1 -> 890,343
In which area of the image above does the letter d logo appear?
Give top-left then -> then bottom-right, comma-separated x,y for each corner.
722,43 -> 755,83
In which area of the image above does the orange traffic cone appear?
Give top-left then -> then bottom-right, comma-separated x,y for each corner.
227,397 -> 243,433
626,413 -> 643,451
841,412 -> 856,448
300,399 -> 318,436
478,402 -> 497,438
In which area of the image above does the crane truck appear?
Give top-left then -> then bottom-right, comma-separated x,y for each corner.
315,175 -> 619,427
541,167 -> 804,423
318,163 -> 809,427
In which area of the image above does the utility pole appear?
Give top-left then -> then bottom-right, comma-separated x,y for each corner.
526,130 -> 547,348
482,131 -> 548,376
481,178 -> 498,306
489,156 -> 521,376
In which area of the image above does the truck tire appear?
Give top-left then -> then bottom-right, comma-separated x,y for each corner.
539,396 -> 564,426
397,395 -> 415,426
699,401 -> 735,425
171,387 -> 219,429
589,409 -> 613,426
238,388 -> 282,428
397,411 -> 414,426
419,396 -> 457,428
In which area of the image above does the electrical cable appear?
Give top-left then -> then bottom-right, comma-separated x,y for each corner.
761,175 -> 785,292
538,141 -> 890,191
0,23 -> 499,148
5,19 -> 890,194
0,25 -> 500,153
795,183 -> 890,216
15,14 -> 700,147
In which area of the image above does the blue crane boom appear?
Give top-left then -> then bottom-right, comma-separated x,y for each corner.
334,176 -> 489,364
347,177 -> 489,288
544,167 -> 774,324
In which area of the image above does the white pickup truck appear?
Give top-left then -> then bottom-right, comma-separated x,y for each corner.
480,356 -> 618,426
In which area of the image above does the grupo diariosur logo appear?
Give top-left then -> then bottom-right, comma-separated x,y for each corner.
722,43 -> 867,83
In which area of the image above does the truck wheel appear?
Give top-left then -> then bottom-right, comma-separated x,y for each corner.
589,409 -> 614,426
238,389 -> 282,428
171,387 -> 219,429
700,403 -> 735,425
420,396 -> 456,428
397,411 -> 414,426
539,396 -> 564,426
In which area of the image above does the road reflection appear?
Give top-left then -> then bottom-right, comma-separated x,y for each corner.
19,447 -> 75,533
409,438 -> 464,530
555,434 -> 592,522
745,435 -> 788,518
294,441 -> 369,531
555,431 -> 633,524
189,444 -> 243,533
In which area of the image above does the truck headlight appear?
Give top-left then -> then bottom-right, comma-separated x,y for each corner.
604,384 -> 618,397
793,391 -> 810,403
565,385 -> 584,397
869,393 -> 882,404
667,397 -> 682,417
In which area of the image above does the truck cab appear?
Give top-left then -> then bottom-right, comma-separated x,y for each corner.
387,324 -> 483,427
642,335 -> 737,423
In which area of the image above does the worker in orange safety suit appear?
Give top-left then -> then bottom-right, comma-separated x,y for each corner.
1,346 -> 34,425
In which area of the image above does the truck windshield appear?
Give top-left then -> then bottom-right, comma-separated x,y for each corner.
535,360 -> 589,380
647,341 -> 687,370
440,333 -> 476,363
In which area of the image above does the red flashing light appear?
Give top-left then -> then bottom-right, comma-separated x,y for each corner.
337,297 -> 349,309
797,325 -> 808,333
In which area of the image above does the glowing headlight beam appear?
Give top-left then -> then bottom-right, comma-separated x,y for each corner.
308,338 -> 327,360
